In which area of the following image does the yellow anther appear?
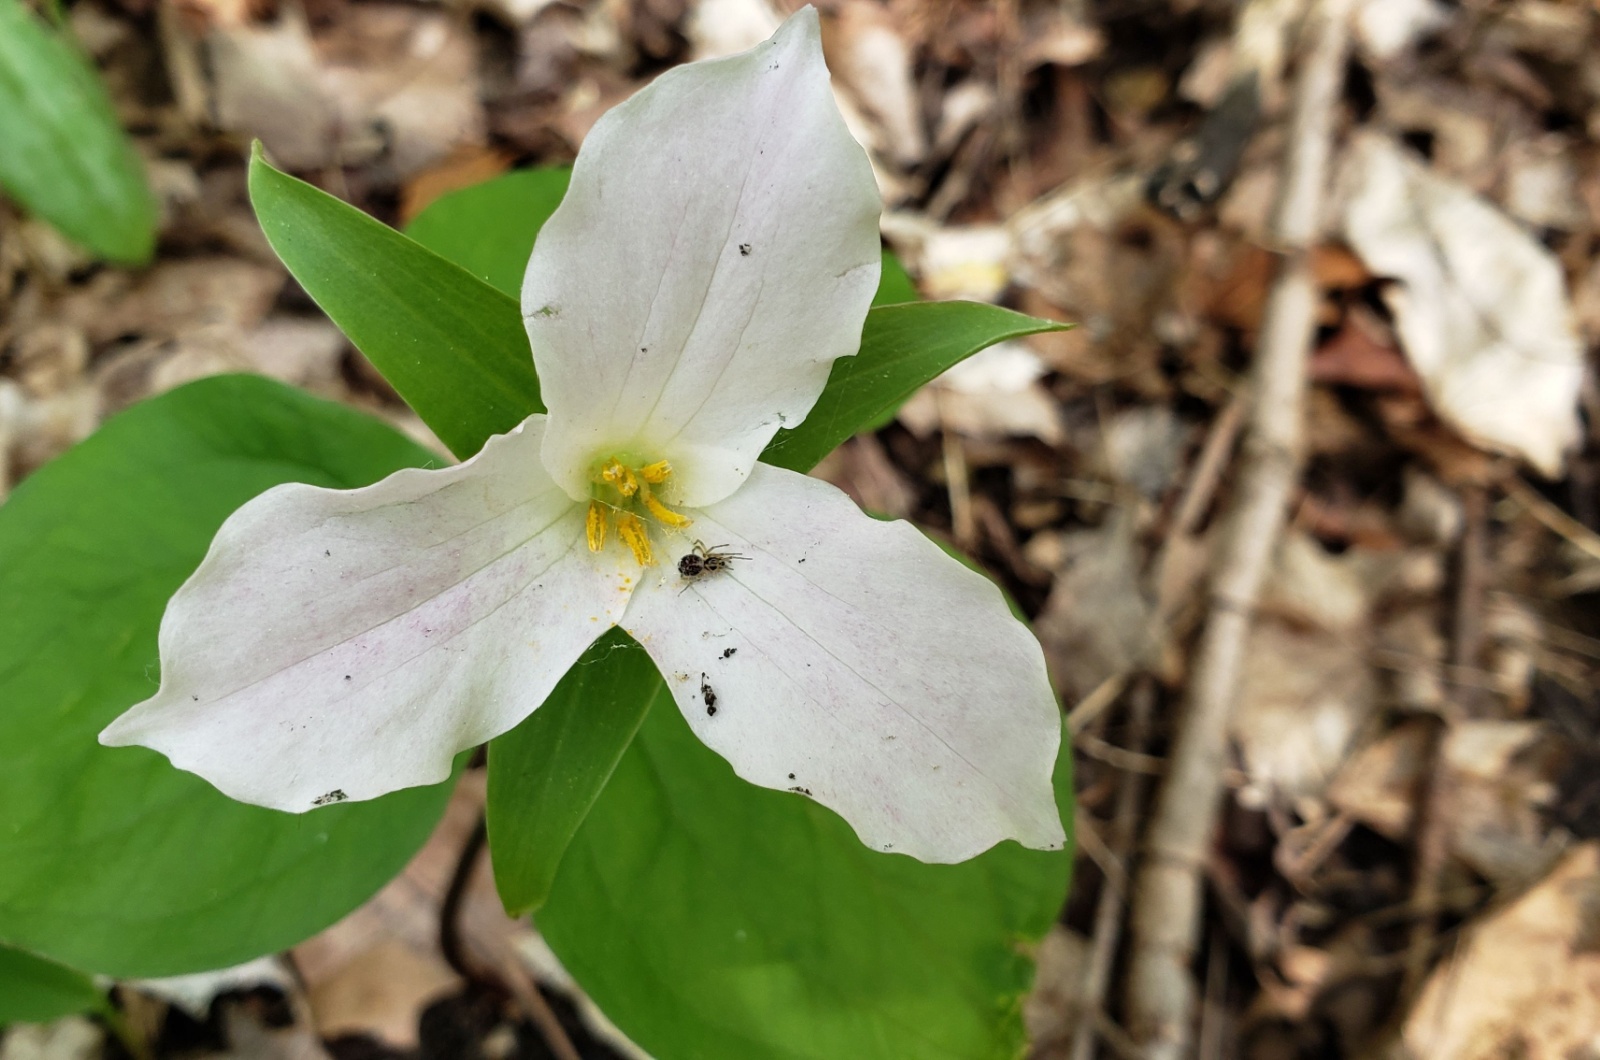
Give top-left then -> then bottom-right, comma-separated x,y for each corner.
585,500 -> 608,552
639,460 -> 673,484
642,489 -> 693,529
600,458 -> 638,497
616,513 -> 654,566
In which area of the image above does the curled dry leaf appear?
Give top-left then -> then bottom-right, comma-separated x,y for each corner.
825,1 -> 925,169
1233,532 -> 1457,809
317,7 -> 487,181
1403,842 -> 1600,1060
1231,621 -> 1376,809
1441,719 -> 1567,890
1339,132 -> 1583,477
200,5 -> 485,179
205,9 -> 339,172
1326,717 -> 1432,839
1328,717 -> 1565,889
1260,531 -> 1381,634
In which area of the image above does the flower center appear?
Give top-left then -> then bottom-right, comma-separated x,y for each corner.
585,456 -> 692,566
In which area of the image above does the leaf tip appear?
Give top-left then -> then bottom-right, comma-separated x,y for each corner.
246,140 -> 278,198
493,874 -> 546,918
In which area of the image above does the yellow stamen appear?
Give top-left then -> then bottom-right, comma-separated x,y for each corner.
616,513 -> 654,566
639,460 -> 673,484
601,458 -> 638,497
585,499 -> 608,552
641,488 -> 693,529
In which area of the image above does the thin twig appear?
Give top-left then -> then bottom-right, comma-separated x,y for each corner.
1124,3 -> 1353,1056
1451,485 -> 1489,720
1071,680 -> 1156,1060
1275,810 -> 1354,887
933,389 -> 977,548
494,950 -> 584,1060
1077,731 -> 1166,775
1401,724 -> 1452,999
1067,673 -> 1131,735
1403,486 -> 1488,999
1168,394 -> 1247,541
439,812 -> 488,982
438,812 -> 583,1060
1074,809 -> 1126,895
1196,921 -> 1230,1060
1504,474 -> 1600,564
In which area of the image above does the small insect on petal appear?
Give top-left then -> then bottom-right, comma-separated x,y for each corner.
677,541 -> 748,589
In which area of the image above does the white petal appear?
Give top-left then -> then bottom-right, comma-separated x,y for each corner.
620,466 -> 1064,862
523,7 -> 881,508
100,416 -> 636,812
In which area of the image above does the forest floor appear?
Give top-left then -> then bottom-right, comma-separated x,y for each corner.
6,0 -> 1600,1057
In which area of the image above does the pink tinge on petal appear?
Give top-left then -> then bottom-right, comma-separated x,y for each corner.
100,416 -> 639,812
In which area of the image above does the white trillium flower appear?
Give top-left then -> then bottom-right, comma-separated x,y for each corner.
99,9 -> 1064,863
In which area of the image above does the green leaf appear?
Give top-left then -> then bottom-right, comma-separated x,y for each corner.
539,689 -> 1074,1060
760,301 -> 1071,473
0,0 -> 156,264
485,628 -> 657,916
0,374 -> 456,978
247,145 -> 541,460
0,946 -> 105,1025
404,168 -> 572,299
